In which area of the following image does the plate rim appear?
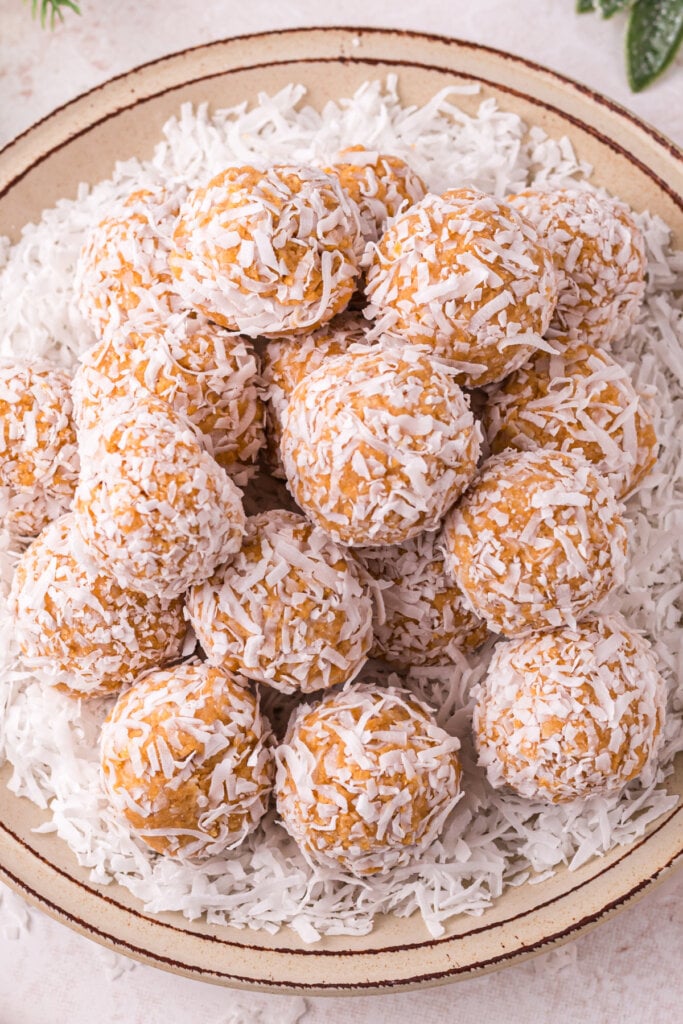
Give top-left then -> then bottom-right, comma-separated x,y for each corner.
2,25 -> 683,162
0,25 -> 681,994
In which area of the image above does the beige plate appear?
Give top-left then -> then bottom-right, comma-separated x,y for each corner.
0,26 -> 682,996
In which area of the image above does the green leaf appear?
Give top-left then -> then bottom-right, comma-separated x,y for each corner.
26,0 -> 81,29
577,0 -> 597,12
597,0 -> 632,17
627,0 -> 683,90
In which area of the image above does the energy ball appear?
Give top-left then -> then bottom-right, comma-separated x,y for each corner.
169,165 -> 364,337
507,187 -> 646,347
187,509 -> 373,694
281,345 -> 482,546
354,530 -> 488,668
442,449 -> 628,637
275,681 -> 462,876
262,311 -> 369,478
10,514 -> 186,698
74,394 -> 246,600
473,614 -> 666,802
364,187 -> 558,386
484,341 -> 658,499
75,183 -> 183,339
0,360 -> 79,539
73,313 -> 265,484
325,146 -> 427,242
101,661 -> 274,859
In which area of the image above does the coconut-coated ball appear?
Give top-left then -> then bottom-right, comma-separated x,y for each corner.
281,344 -> 482,546
484,340 -> 658,499
354,530 -> 488,668
187,509 -> 373,694
507,187 -> 646,347
101,661 -> 274,859
364,187 -> 558,385
10,514 -> 186,698
325,146 -> 427,242
442,449 -> 628,637
74,394 -> 245,600
473,614 -> 666,802
275,681 -> 462,876
0,361 -> 79,539
169,165 -> 364,337
73,313 -> 265,485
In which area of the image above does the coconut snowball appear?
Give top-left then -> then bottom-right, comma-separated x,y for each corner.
364,187 -> 558,386
169,165 -> 364,337
0,360 -> 79,539
75,183 -> 184,339
275,680 -> 462,877
262,311 -> 369,478
507,187 -> 646,347
101,660 -> 274,859
354,530 -> 488,668
74,393 -> 246,600
473,614 -> 666,802
442,449 -> 628,637
187,509 -> 373,695
72,312 -> 265,485
325,145 -> 427,242
9,513 -> 186,698
281,344 -> 482,546
484,340 -> 658,499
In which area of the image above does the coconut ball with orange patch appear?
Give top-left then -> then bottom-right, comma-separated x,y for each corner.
354,530 -> 488,669
187,509 -> 373,695
280,344 -> 482,547
325,146 -> 427,242
10,513 -> 186,698
169,165 -> 364,337
364,187 -> 558,386
275,680 -> 462,877
100,661 -> 274,859
262,311 -> 369,478
74,393 -> 245,600
0,360 -> 79,540
73,313 -> 265,485
442,449 -> 628,638
75,183 -> 184,339
484,340 -> 658,499
473,614 -> 666,803
507,187 -> 646,347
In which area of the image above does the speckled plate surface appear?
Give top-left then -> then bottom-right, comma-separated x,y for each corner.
0,26 -> 681,996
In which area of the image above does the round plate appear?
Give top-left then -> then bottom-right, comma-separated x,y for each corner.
0,26 -> 682,996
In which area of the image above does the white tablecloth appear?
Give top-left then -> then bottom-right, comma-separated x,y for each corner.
1,2 -> 682,1020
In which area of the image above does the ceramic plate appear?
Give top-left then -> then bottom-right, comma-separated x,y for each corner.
0,27 -> 681,995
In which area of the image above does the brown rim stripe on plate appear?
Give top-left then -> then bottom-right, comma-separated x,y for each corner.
1,34 -> 682,206
1,844 -> 681,990
2,802 -> 681,958
1,26 -> 681,163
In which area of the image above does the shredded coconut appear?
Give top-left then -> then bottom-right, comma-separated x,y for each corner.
74,393 -> 246,599
281,343 -> 482,546
187,509 -> 373,694
364,186 -> 559,385
0,77 -> 681,942
442,449 -> 629,637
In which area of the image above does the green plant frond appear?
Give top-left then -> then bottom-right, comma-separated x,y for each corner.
597,0 -> 633,17
26,0 -> 81,29
627,0 -> 683,90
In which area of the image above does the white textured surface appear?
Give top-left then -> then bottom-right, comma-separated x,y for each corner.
0,0 -> 682,1020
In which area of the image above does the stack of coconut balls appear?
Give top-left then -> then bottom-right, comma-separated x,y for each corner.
5,149 -> 667,881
